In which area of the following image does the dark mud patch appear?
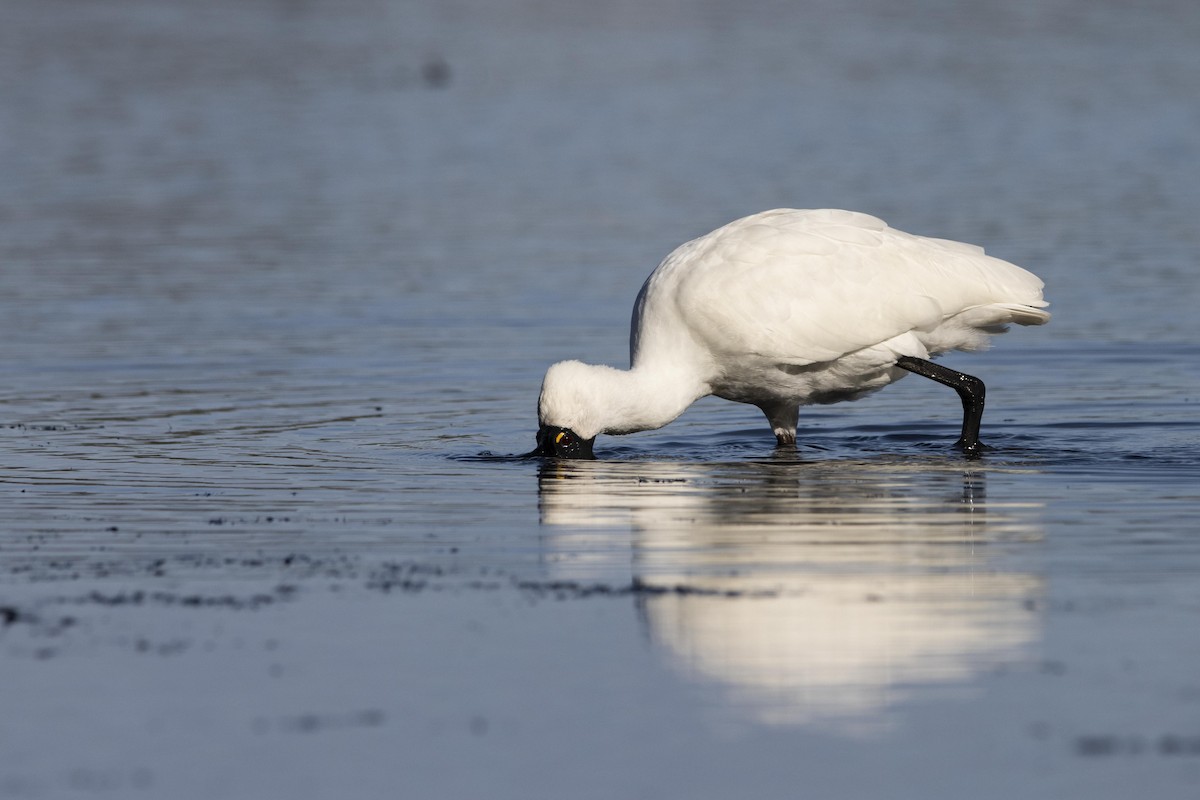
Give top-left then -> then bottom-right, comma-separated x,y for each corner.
5,549 -> 793,603
1075,734 -> 1200,758
60,586 -> 297,610
252,709 -> 388,735
1,551 -> 364,585
361,562 -> 790,600
511,578 -> 784,600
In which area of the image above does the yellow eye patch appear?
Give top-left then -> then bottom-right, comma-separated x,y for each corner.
555,432 -> 567,444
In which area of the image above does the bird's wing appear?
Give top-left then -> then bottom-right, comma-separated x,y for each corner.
667,210 -> 1047,365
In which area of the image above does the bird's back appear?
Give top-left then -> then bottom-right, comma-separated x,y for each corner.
631,209 -> 1048,369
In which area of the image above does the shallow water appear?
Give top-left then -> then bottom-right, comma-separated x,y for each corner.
3,0 -> 1200,797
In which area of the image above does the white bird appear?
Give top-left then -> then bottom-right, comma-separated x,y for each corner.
535,209 -> 1049,459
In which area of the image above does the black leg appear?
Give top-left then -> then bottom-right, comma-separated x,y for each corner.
895,356 -> 987,453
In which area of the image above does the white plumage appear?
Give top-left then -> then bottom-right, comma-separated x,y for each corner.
536,209 -> 1049,457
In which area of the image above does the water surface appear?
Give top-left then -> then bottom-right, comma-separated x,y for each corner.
2,0 -> 1200,797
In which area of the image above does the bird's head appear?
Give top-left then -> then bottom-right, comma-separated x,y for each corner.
533,360 -> 603,459
533,424 -> 595,459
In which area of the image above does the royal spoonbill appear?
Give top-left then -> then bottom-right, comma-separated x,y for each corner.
534,209 -> 1049,459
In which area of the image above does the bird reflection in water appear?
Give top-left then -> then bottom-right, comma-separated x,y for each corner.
536,458 -> 1043,734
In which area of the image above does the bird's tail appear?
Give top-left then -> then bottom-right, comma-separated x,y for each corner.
958,302 -> 1051,331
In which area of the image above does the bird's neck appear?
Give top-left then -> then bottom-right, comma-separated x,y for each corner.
589,364 -> 708,436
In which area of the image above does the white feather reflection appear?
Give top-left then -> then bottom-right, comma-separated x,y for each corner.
537,459 -> 1043,733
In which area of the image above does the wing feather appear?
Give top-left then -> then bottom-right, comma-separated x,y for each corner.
643,209 -> 1047,366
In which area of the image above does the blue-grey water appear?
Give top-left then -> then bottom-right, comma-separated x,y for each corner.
3,0 -> 1200,797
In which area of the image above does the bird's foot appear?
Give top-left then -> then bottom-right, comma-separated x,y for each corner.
954,438 -> 989,458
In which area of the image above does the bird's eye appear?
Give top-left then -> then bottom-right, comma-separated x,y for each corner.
555,431 -> 568,445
